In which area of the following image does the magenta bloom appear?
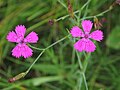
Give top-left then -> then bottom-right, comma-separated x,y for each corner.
70,20 -> 103,52
7,25 -> 38,58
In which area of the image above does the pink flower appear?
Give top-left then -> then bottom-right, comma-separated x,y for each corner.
7,25 -> 38,58
70,20 -> 103,52
116,0 -> 120,5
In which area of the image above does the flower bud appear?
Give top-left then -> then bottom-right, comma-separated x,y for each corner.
94,17 -> 102,29
8,72 -> 26,83
116,0 -> 120,5
67,0 -> 74,18
48,19 -> 54,25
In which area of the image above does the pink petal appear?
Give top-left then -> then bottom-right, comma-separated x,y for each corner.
12,44 -> 22,58
15,25 -> 26,38
84,39 -> 96,52
70,26 -> 84,37
24,32 -> 38,43
21,44 -> 33,58
90,30 -> 103,41
7,31 -> 18,42
74,38 -> 96,52
12,44 -> 33,58
82,20 -> 93,34
74,38 -> 86,52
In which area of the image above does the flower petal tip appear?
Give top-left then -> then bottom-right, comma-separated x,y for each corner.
82,20 -> 93,33
24,31 -> 39,43
70,26 -> 83,37
90,30 -> 103,41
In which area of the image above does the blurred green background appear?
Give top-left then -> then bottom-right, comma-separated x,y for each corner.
0,0 -> 120,90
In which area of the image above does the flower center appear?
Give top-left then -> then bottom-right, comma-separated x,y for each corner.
84,34 -> 89,39
20,39 -> 24,44
17,37 -> 25,44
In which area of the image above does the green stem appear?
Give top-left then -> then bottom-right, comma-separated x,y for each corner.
81,0 -> 91,11
25,34 -> 70,76
83,53 -> 91,73
83,0 -> 91,18
72,38 -> 76,66
82,73 -> 88,90
76,51 -> 89,90
76,0 -> 91,26
25,50 -> 45,75
45,34 -> 70,50
81,7 -> 112,20
76,51 -> 83,70
55,3 -> 112,22
55,10 -> 79,22
57,0 -> 67,9
28,44 -> 44,50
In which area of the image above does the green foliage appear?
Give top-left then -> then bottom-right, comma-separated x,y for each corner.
106,26 -> 120,49
0,0 -> 120,90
